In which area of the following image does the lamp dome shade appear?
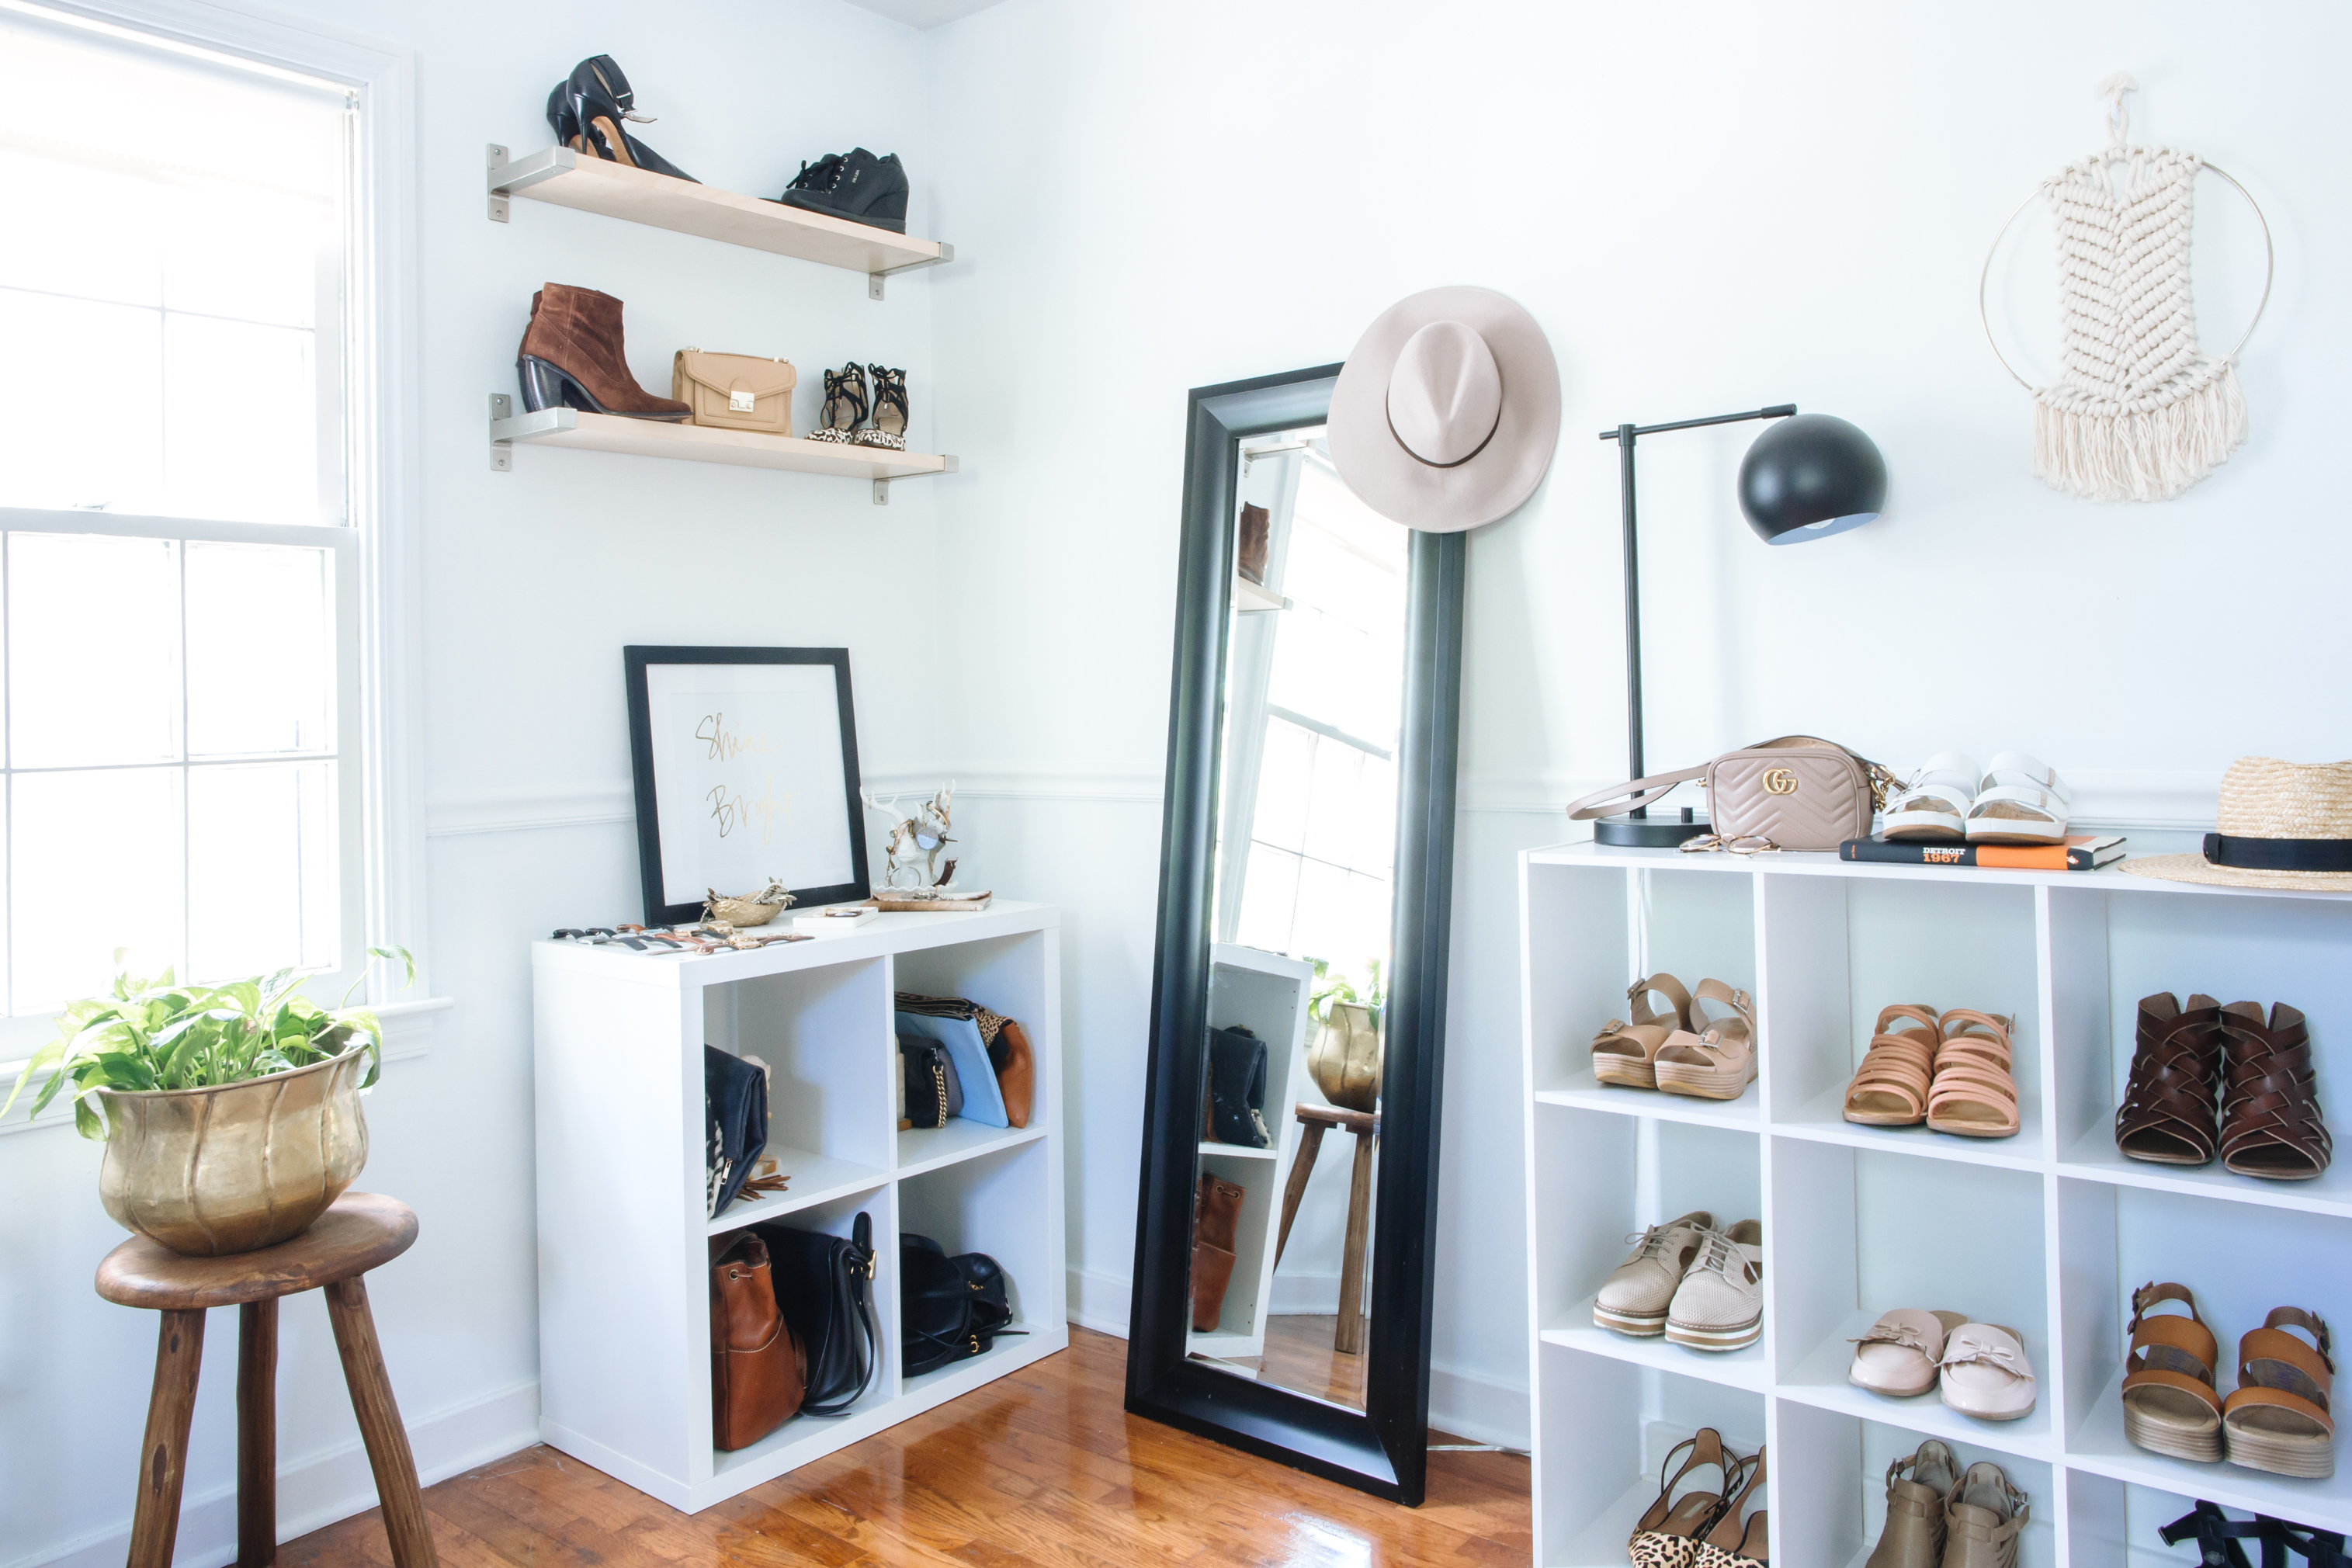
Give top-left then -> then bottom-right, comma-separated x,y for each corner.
1737,413 -> 1887,545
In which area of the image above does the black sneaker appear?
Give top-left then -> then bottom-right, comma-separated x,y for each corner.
773,148 -> 908,234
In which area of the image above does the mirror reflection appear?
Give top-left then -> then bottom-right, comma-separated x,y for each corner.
1188,422 -> 1407,1410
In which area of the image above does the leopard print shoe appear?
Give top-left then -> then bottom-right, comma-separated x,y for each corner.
1688,1447 -> 1767,1565
1625,1428 -> 1736,1568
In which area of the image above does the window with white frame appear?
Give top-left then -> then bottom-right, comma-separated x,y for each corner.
0,5 -> 366,1029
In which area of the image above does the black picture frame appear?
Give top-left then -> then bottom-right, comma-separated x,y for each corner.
1122,366 -> 1466,1506
623,645 -> 872,924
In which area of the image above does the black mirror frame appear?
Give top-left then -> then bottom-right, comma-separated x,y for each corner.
1123,364 -> 1465,1506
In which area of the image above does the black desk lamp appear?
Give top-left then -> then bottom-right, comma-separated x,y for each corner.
1593,407 -> 1889,848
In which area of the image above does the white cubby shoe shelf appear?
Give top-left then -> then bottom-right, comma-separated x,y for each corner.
1521,844 -> 2352,1567
532,902 -> 1067,1513
486,144 -> 952,298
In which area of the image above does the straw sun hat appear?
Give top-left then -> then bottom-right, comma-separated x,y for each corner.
2122,756 -> 2352,891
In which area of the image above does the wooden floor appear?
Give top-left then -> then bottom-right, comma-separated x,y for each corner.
1205,1313 -> 1368,1408
283,1327 -> 1528,1568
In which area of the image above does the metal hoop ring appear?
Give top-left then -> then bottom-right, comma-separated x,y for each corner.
1977,158 -> 2274,392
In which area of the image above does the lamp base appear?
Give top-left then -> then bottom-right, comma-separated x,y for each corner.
1593,810 -> 1710,848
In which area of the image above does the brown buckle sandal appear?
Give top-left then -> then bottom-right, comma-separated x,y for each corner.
2121,1282 -> 2225,1462
2223,1306 -> 2336,1479
2218,1002 -> 2331,1181
1629,1427 -> 1735,1566
2116,994 -> 2225,1164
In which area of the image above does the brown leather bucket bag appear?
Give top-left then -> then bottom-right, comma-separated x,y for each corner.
1566,735 -> 1896,853
710,1233 -> 807,1450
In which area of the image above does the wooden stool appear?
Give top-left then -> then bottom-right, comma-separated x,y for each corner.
95,1191 -> 438,1568
1272,1105 -> 1378,1355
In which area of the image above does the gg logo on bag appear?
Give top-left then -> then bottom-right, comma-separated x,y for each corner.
1762,768 -> 1799,796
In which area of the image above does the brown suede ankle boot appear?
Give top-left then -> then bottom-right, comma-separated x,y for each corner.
516,283 -> 690,420
1191,1173 -> 1245,1332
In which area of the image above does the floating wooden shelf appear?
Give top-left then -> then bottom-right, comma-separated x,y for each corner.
1233,574 -> 1290,612
487,144 -> 952,297
489,397 -> 956,503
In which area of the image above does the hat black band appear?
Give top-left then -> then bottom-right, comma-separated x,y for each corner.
1386,369 -> 1504,470
2203,832 -> 2352,872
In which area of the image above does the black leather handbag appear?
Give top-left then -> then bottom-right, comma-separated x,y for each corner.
704,1046 -> 768,1218
900,1233 -> 1022,1375
900,1036 -> 963,1129
755,1212 -> 879,1414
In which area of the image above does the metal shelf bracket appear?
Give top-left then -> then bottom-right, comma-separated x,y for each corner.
873,455 -> 958,505
487,144 -> 509,221
489,393 -> 513,470
868,242 -> 956,301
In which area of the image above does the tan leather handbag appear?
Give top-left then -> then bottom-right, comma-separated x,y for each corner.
1566,736 -> 1897,853
709,1233 -> 807,1450
673,349 -> 796,435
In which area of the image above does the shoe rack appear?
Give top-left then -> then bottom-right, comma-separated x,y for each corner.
1190,942 -> 1316,1365
484,144 -> 957,502
1520,844 -> 2352,1566
532,904 -> 1065,1512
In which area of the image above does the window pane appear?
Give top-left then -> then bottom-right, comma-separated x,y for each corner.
165,186 -> 330,328
189,761 -> 334,980
0,152 -> 164,307
186,543 -> 331,755
12,766 -> 185,1011
9,532 -> 181,767
0,290 -> 163,513
1248,718 -> 1314,854
1233,843 -> 1300,956
1300,735 -> 1365,868
163,315 -> 317,526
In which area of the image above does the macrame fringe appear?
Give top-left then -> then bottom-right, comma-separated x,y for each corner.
2033,361 -> 2246,503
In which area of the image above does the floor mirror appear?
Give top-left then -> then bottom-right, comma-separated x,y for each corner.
1124,364 -> 1464,1504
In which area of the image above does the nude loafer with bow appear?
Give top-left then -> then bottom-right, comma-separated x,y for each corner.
1940,1323 -> 2038,1421
1849,1308 -> 1969,1398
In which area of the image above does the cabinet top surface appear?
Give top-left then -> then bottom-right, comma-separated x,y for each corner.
1523,841 -> 2352,902
532,900 -> 1056,987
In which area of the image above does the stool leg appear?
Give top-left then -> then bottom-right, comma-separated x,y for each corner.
127,1307 -> 206,1568
238,1298 -> 278,1567
324,1275 -> 439,1568
1273,1122 -> 1326,1271
1334,1131 -> 1375,1355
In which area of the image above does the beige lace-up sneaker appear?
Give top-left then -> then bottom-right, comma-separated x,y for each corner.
1594,1211 -> 1715,1337
1666,1219 -> 1763,1351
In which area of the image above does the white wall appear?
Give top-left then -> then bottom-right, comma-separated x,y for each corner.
1,3 -> 948,1563
921,0 -> 2352,1445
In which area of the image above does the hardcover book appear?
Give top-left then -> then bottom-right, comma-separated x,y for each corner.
1840,834 -> 2126,871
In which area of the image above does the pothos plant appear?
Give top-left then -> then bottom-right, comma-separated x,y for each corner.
1309,956 -> 1386,1025
1,946 -> 415,1138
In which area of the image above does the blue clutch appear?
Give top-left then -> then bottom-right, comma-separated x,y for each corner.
894,1010 -> 1008,1128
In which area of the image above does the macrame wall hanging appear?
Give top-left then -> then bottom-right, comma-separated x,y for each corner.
1979,74 -> 2273,502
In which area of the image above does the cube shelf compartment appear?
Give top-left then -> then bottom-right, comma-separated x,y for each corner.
1521,845 -> 2352,1566
532,903 -> 1066,1512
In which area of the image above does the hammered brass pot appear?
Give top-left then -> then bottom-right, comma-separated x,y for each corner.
1308,1002 -> 1382,1113
96,1043 -> 370,1256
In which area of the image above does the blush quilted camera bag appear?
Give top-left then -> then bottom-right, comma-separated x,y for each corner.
1566,735 -> 1896,853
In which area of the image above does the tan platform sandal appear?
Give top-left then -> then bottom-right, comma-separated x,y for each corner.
2121,1282 -> 2225,1463
2223,1307 -> 2336,1479
1926,1009 -> 2021,1139
1842,1004 -> 1939,1126
1865,1440 -> 1956,1568
1593,973 -> 1694,1090
1656,980 -> 1758,1101
1690,1447 -> 1767,1566
1628,1428 -> 1736,1568
1941,1462 -> 2030,1568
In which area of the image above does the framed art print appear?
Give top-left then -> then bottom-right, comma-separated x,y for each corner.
623,646 -> 871,924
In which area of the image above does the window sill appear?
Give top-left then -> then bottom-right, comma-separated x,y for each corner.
0,996 -> 455,1140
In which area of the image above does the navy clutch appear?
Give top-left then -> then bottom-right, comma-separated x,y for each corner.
704,1045 -> 769,1218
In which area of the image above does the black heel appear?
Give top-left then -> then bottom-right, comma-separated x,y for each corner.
543,82 -> 582,152
566,56 -> 697,183
517,356 -> 592,415
856,365 -> 907,450
813,363 -> 868,444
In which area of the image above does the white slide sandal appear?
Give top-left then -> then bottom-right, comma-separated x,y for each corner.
1883,752 -> 1979,841
1965,751 -> 2071,845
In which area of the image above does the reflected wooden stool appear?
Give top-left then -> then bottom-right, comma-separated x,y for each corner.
94,1191 -> 438,1568
1272,1105 -> 1378,1355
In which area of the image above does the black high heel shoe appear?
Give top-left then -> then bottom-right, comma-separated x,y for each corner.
811,363 -> 868,445
544,82 -> 582,152
565,56 -> 697,183
855,365 -> 907,451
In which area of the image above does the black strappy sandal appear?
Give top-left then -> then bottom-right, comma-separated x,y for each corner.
813,363 -> 868,445
856,365 -> 908,450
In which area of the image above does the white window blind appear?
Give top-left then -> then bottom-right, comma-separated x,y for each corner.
0,4 -> 363,1025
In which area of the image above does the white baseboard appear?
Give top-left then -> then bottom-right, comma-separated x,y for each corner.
14,1380 -> 539,1568
1064,1268 -> 1528,1448
1269,1270 -> 1341,1314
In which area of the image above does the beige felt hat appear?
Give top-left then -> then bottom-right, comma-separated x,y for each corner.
2121,756 -> 2352,891
1327,286 -> 1560,532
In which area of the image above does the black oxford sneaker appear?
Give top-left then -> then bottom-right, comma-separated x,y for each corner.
774,147 -> 910,233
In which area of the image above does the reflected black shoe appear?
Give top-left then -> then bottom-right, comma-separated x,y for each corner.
774,147 -> 909,233
1205,1025 -> 1271,1149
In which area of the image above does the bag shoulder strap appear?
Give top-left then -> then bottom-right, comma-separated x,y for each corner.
1564,763 -> 1708,821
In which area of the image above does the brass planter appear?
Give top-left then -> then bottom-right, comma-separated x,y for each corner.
96,1044 -> 371,1256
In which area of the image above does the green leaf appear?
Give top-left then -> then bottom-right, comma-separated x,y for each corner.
1,1039 -> 66,1119
73,1097 -> 102,1139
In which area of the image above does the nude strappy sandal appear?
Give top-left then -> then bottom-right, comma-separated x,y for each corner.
1842,1004 -> 1940,1126
1655,980 -> 1757,1101
2223,1306 -> 2336,1479
1593,973 -> 1694,1091
2121,1282 -> 2225,1463
1691,1448 -> 1767,1567
1628,1428 -> 1736,1568
1926,1009 -> 2021,1139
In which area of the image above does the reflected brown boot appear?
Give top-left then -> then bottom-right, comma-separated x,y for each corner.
1190,1174 -> 1244,1332
516,283 -> 690,420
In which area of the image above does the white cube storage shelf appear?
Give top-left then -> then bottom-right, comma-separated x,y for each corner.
532,903 -> 1067,1512
1521,845 -> 2352,1567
